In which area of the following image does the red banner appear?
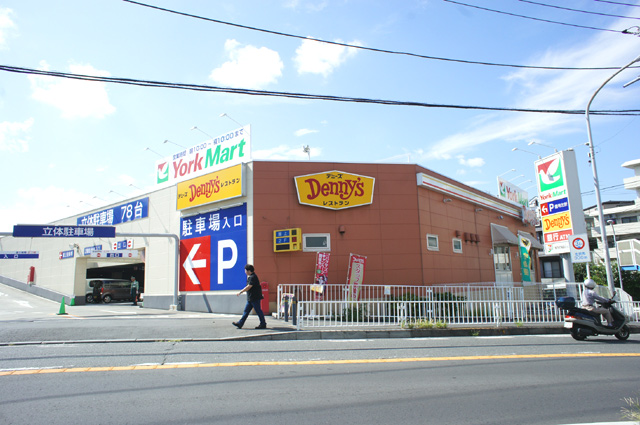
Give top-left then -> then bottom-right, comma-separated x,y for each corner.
346,254 -> 367,301
313,252 -> 330,300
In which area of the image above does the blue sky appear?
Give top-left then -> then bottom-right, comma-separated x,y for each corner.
1,0 -> 639,231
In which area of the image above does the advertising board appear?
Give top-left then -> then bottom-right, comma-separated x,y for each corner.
534,150 -> 586,255
156,126 -> 250,186
294,170 -> 375,210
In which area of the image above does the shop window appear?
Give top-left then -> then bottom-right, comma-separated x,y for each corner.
303,233 -> 331,252
543,260 -> 562,278
452,238 -> 463,253
493,245 -> 511,271
427,234 -> 439,251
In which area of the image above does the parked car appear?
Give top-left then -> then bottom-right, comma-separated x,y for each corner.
86,279 -> 134,304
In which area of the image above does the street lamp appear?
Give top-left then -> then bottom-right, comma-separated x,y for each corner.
585,51 -> 640,296
498,168 -> 516,178
528,141 -> 557,152
144,147 -> 163,158
511,147 -> 541,159
190,126 -> 213,140
606,220 -> 624,291
220,113 -> 243,127
164,139 -> 186,148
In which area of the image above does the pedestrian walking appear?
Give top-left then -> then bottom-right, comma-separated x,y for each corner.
130,276 -> 140,306
233,264 -> 267,329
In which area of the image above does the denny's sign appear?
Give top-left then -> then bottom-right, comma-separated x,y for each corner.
177,164 -> 244,210
294,170 -> 375,210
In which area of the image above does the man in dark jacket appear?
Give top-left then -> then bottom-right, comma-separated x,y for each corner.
233,264 -> 267,329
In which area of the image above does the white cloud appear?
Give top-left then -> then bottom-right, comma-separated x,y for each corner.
0,8 -> 16,49
28,61 -> 116,119
422,18 -> 640,160
283,1 -> 328,12
457,155 -> 485,167
0,186 -> 90,231
294,38 -> 361,77
0,118 -> 34,152
294,128 -> 318,137
253,144 -> 321,160
210,39 -> 283,89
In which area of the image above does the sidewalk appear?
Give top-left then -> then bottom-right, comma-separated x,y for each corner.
1,301 -> 624,345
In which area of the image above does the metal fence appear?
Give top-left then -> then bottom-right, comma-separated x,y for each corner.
276,283 -> 640,330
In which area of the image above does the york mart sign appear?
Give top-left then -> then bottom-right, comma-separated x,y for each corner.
156,126 -> 251,186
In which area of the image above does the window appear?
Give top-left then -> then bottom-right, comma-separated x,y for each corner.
427,234 -> 439,251
452,238 -> 463,253
543,260 -> 562,278
493,245 -> 511,271
303,233 -> 331,252
621,216 -> 638,224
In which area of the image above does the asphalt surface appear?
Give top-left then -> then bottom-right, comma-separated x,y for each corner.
0,282 -> 638,345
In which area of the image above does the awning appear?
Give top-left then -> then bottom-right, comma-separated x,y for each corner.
490,224 -> 519,245
517,231 -> 543,250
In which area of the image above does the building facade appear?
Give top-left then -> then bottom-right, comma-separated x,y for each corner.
0,161 -> 541,313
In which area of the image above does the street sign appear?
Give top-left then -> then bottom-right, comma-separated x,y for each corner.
569,234 -> 591,263
13,225 -> 115,238
0,251 -> 39,259
59,250 -> 74,260
90,250 -> 140,258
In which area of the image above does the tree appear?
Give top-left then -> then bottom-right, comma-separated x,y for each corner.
574,262 -> 640,300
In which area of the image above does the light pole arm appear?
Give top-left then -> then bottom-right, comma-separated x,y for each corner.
585,53 -> 640,296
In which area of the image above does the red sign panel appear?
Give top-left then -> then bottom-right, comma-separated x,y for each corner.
179,236 -> 211,291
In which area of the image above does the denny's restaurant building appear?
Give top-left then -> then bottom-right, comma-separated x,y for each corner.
0,161 -> 541,313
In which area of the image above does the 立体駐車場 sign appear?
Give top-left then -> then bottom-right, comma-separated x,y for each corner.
294,170 -> 375,210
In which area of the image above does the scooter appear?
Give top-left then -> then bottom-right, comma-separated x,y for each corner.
556,294 -> 630,341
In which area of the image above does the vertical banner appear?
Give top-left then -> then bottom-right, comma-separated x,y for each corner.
312,252 -> 330,300
346,254 -> 367,301
518,236 -> 532,282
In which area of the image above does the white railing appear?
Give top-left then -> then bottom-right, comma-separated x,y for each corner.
276,284 -> 639,330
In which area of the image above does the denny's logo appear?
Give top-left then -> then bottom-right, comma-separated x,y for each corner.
294,171 -> 375,210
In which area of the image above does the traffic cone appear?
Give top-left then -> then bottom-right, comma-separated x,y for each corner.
57,297 -> 68,315
70,297 -> 75,306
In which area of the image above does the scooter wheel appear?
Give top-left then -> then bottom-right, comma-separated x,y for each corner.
615,325 -> 630,341
571,328 -> 587,341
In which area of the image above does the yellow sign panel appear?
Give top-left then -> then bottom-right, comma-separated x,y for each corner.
294,170 -> 375,210
177,164 -> 243,210
542,211 -> 572,233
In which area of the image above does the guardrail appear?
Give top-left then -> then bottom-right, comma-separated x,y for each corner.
276,284 -> 639,330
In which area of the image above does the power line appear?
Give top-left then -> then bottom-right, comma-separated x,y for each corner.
517,0 -> 640,20
3,64 -> 640,115
444,0 -> 625,33
122,0 -> 638,71
592,0 -> 640,8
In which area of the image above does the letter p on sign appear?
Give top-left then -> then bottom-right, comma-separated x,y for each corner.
217,239 -> 238,283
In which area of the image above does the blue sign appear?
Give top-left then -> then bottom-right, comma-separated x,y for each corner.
59,250 -> 75,260
540,197 -> 569,217
180,203 -> 247,291
83,245 -> 102,256
114,240 -> 130,250
77,197 -> 149,226
13,225 -> 115,238
0,251 -> 39,259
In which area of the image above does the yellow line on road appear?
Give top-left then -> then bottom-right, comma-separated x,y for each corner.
2,352 -> 639,376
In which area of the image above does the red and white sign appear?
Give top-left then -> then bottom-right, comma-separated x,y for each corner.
180,236 -> 211,291
570,234 -> 591,263
346,254 -> 367,301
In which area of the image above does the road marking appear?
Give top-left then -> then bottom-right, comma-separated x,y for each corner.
1,352 -> 639,376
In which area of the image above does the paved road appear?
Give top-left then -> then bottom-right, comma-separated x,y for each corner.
1,283 -> 640,424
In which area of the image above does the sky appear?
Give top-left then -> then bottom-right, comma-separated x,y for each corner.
1,0 -> 640,232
